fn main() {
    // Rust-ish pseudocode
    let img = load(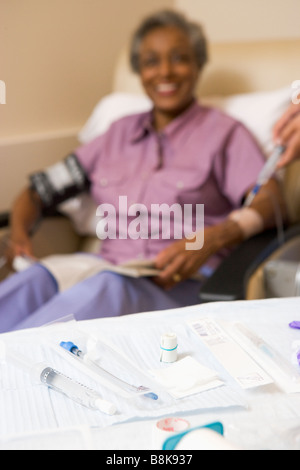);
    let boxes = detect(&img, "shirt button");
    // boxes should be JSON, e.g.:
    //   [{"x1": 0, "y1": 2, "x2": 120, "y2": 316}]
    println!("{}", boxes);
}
[
  {"x1": 176, "y1": 181, "x2": 184, "y2": 189},
  {"x1": 100, "y1": 178, "x2": 108, "y2": 187}
]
